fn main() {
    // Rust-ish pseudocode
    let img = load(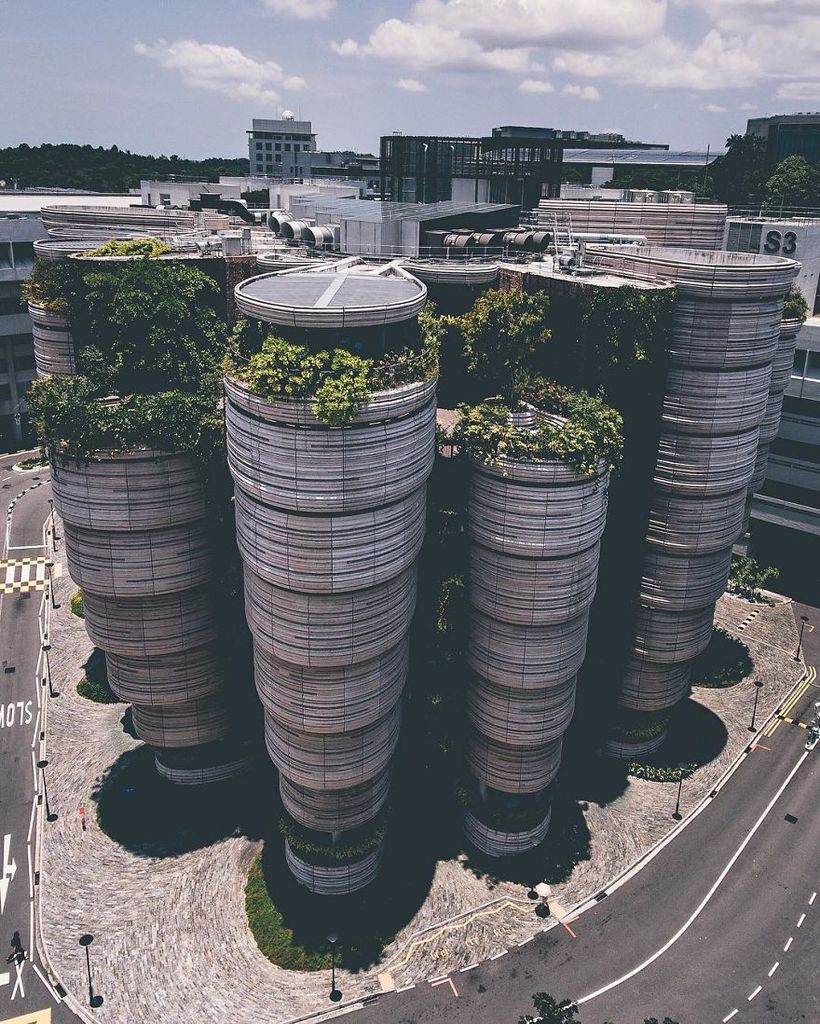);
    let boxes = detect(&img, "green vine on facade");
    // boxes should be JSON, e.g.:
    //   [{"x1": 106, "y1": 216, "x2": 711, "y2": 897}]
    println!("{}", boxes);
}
[
  {"x1": 86, "y1": 237, "x2": 172, "y2": 258},
  {"x1": 278, "y1": 813, "x2": 387, "y2": 866}
]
